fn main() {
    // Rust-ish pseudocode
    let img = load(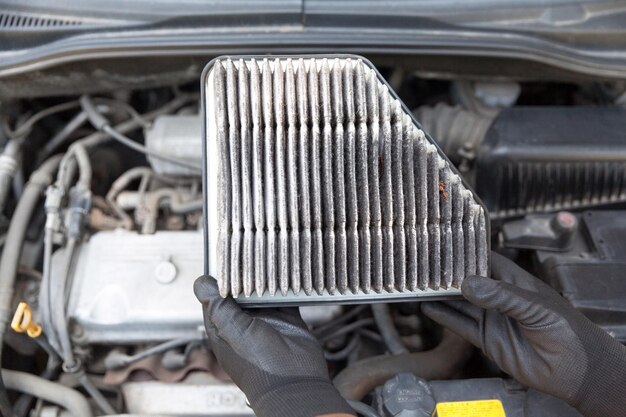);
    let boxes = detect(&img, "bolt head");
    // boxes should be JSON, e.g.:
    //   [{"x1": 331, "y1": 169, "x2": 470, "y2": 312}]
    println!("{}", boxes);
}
[{"x1": 155, "y1": 261, "x2": 177, "y2": 284}]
